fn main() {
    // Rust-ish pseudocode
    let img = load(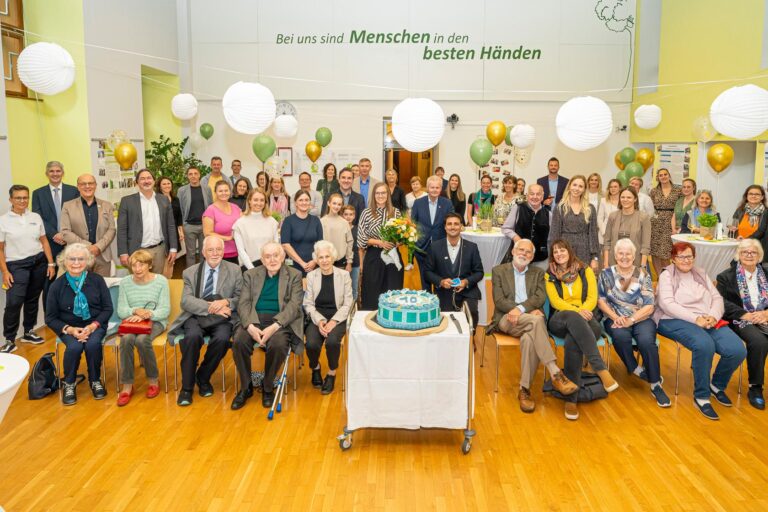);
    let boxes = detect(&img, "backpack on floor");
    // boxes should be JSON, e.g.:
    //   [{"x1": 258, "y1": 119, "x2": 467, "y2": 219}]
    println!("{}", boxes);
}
[
  {"x1": 28, "y1": 352, "x2": 59, "y2": 400},
  {"x1": 543, "y1": 372, "x2": 608, "y2": 403}
]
